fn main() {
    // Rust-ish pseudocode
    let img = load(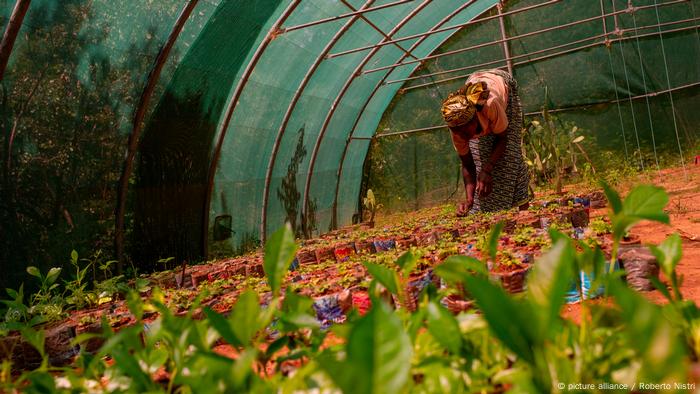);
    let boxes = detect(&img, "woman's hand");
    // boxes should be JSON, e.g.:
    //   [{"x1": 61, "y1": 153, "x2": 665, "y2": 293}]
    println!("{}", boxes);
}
[
  {"x1": 456, "y1": 199, "x2": 473, "y2": 217},
  {"x1": 476, "y1": 168, "x2": 493, "y2": 197}
]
